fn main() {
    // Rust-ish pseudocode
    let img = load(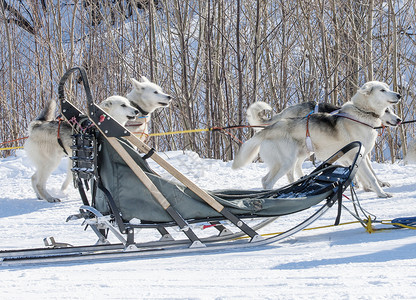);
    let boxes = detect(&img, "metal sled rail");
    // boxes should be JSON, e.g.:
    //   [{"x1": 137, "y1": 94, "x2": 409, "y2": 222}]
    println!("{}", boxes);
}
[{"x1": 0, "y1": 203, "x2": 330, "y2": 266}]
